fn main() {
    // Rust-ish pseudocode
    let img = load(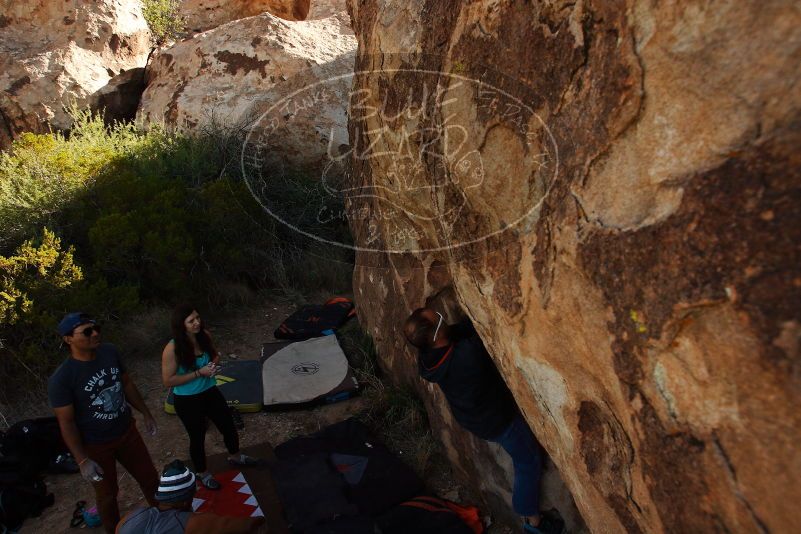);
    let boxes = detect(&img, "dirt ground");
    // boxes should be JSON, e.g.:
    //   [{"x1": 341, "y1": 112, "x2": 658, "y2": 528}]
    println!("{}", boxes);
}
[{"x1": 18, "y1": 299, "x2": 514, "y2": 533}]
